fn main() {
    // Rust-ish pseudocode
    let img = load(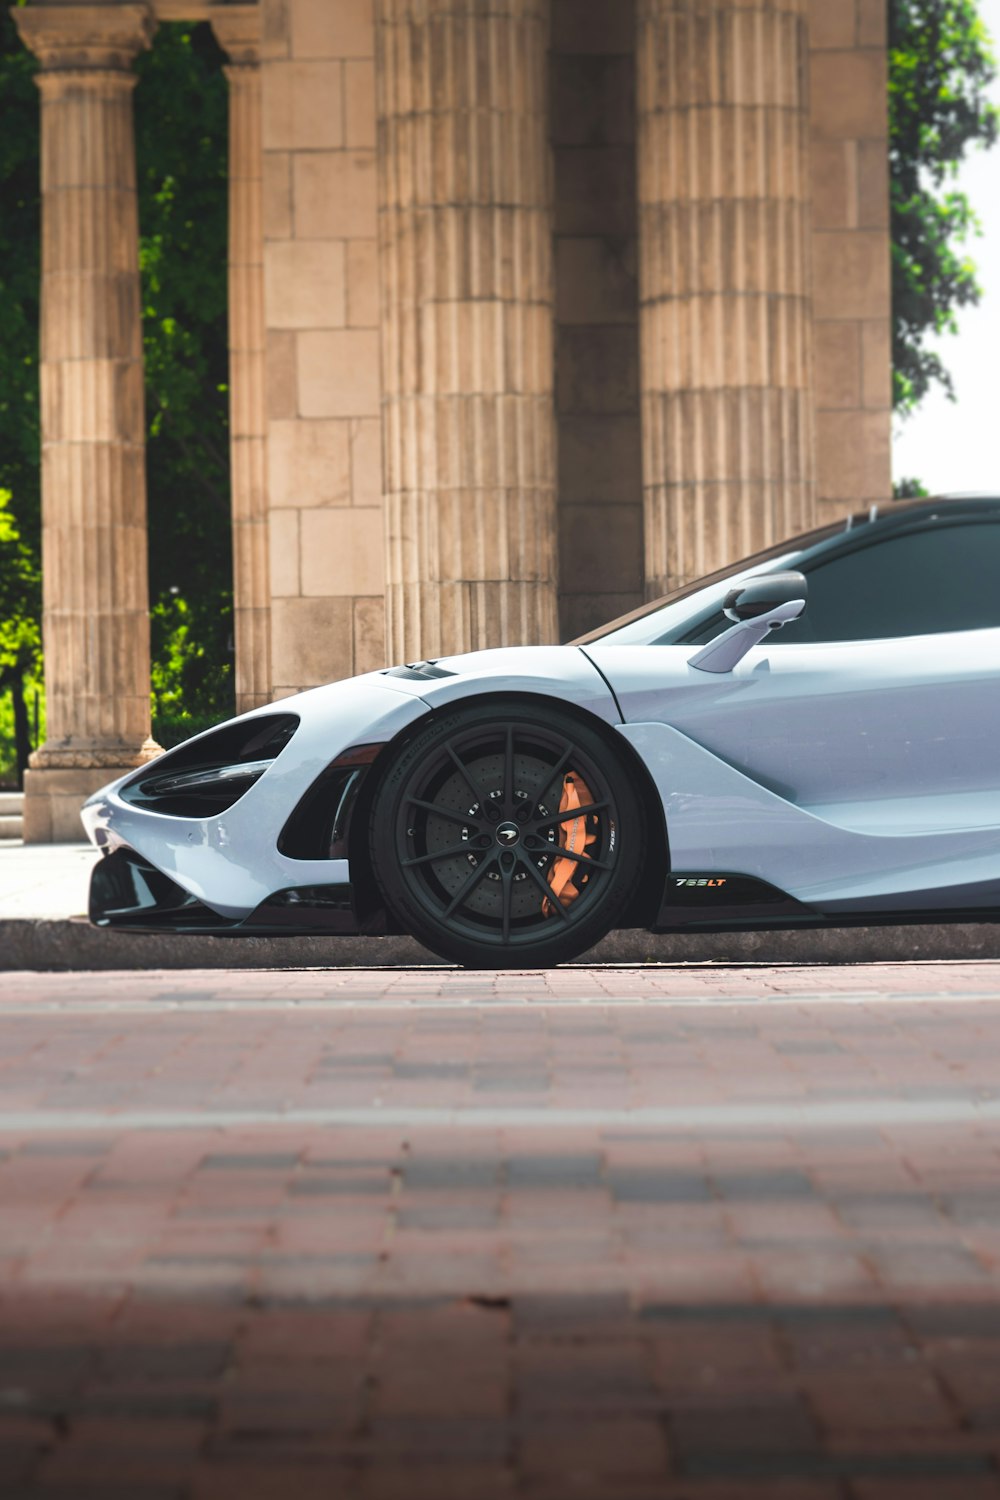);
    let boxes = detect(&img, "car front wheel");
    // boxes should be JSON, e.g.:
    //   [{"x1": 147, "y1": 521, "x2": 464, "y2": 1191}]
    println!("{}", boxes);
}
[{"x1": 368, "y1": 703, "x2": 644, "y2": 968}]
